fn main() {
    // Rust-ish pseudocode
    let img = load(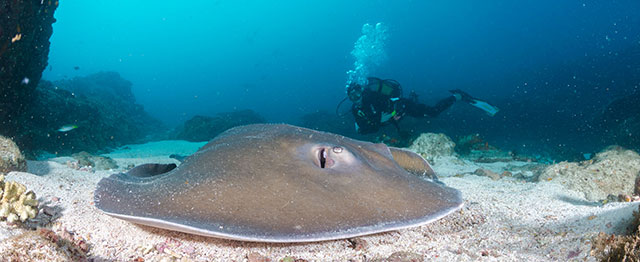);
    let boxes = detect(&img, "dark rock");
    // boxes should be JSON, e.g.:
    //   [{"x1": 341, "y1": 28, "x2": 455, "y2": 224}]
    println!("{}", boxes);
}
[
  {"x1": 173, "y1": 110, "x2": 265, "y2": 142},
  {"x1": 0, "y1": 135, "x2": 27, "y2": 173},
  {"x1": 14, "y1": 72, "x2": 164, "y2": 156},
  {"x1": 0, "y1": 0, "x2": 58, "y2": 139}
]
